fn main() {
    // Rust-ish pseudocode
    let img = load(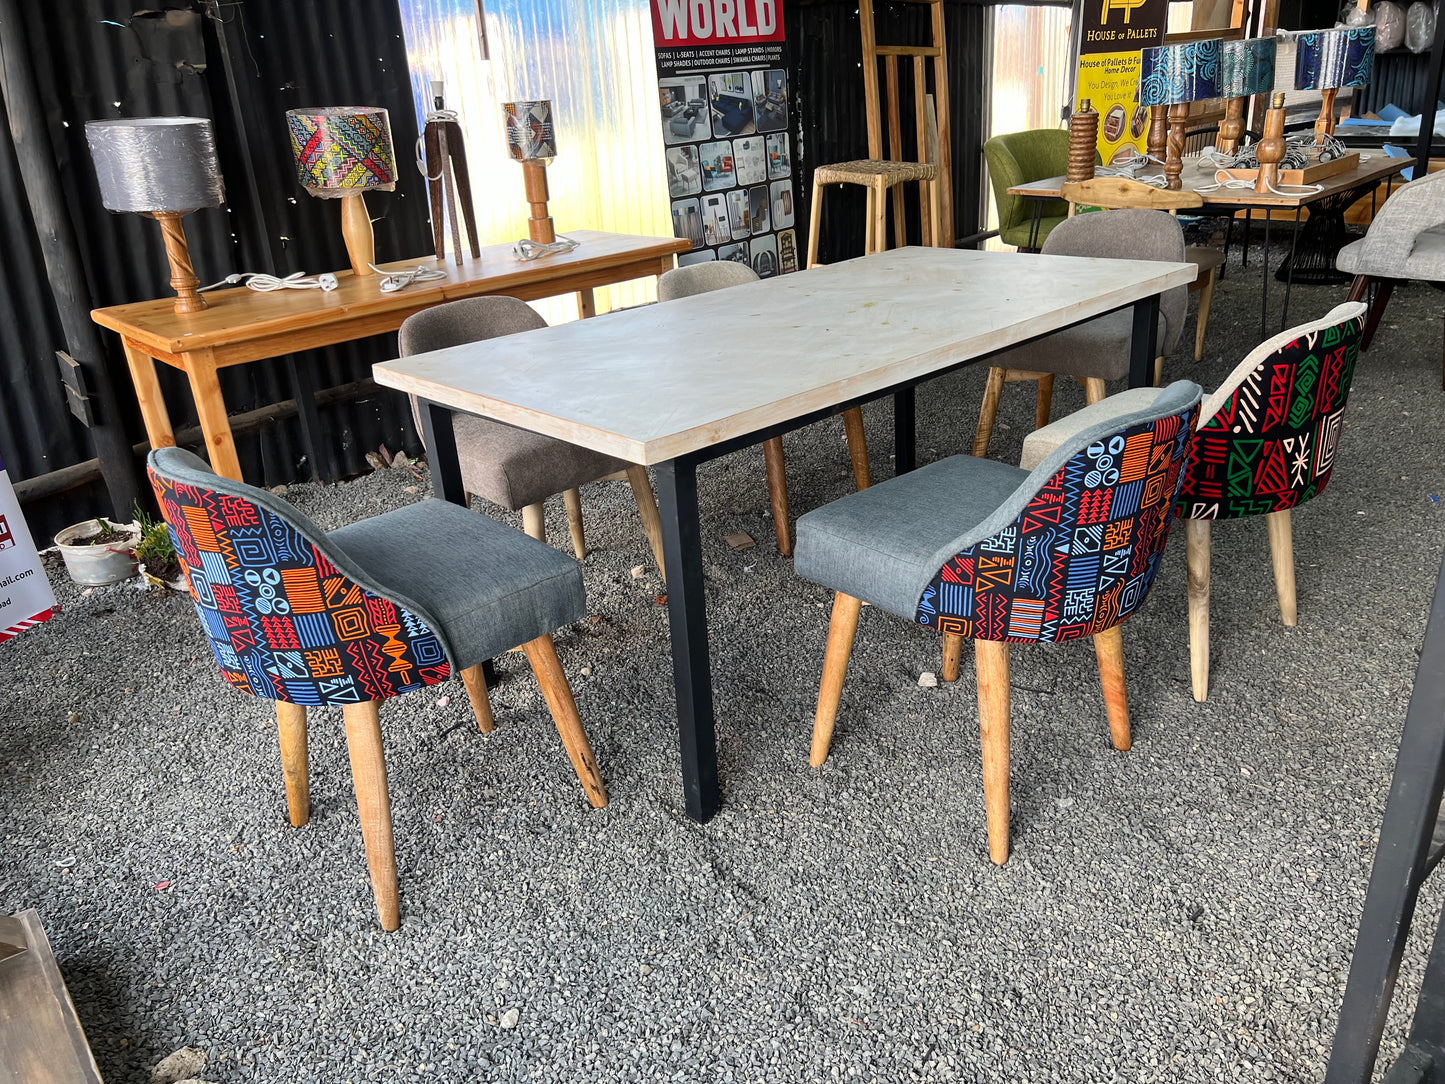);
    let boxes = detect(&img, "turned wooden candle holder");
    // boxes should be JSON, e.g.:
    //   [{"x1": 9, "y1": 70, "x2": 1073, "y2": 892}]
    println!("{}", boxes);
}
[
  {"x1": 522, "y1": 159, "x2": 556, "y2": 245},
  {"x1": 152, "y1": 211, "x2": 206, "y2": 314}
]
